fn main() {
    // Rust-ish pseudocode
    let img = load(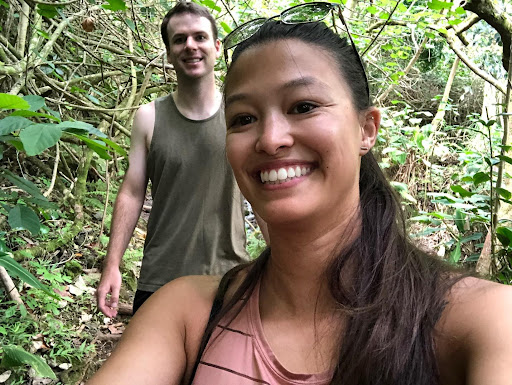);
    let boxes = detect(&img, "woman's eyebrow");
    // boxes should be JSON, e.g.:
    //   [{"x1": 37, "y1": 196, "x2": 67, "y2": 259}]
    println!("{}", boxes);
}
[
  {"x1": 281, "y1": 76, "x2": 327, "y2": 91},
  {"x1": 225, "y1": 76, "x2": 328, "y2": 107}
]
